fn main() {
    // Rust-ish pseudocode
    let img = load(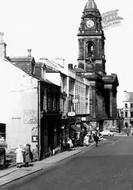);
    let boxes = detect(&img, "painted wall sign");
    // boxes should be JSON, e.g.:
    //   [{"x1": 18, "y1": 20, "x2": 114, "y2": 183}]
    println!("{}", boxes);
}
[
  {"x1": 23, "y1": 110, "x2": 37, "y2": 124},
  {"x1": 32, "y1": 127, "x2": 38, "y2": 136}
]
